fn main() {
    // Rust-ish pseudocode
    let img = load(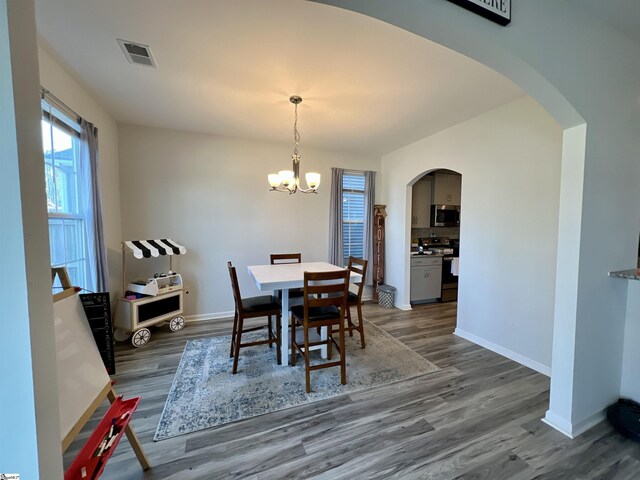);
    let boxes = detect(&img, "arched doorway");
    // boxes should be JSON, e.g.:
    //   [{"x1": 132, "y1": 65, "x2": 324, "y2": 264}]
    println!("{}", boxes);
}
[
  {"x1": 312, "y1": 0, "x2": 636, "y2": 439},
  {"x1": 409, "y1": 169, "x2": 461, "y2": 308}
]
